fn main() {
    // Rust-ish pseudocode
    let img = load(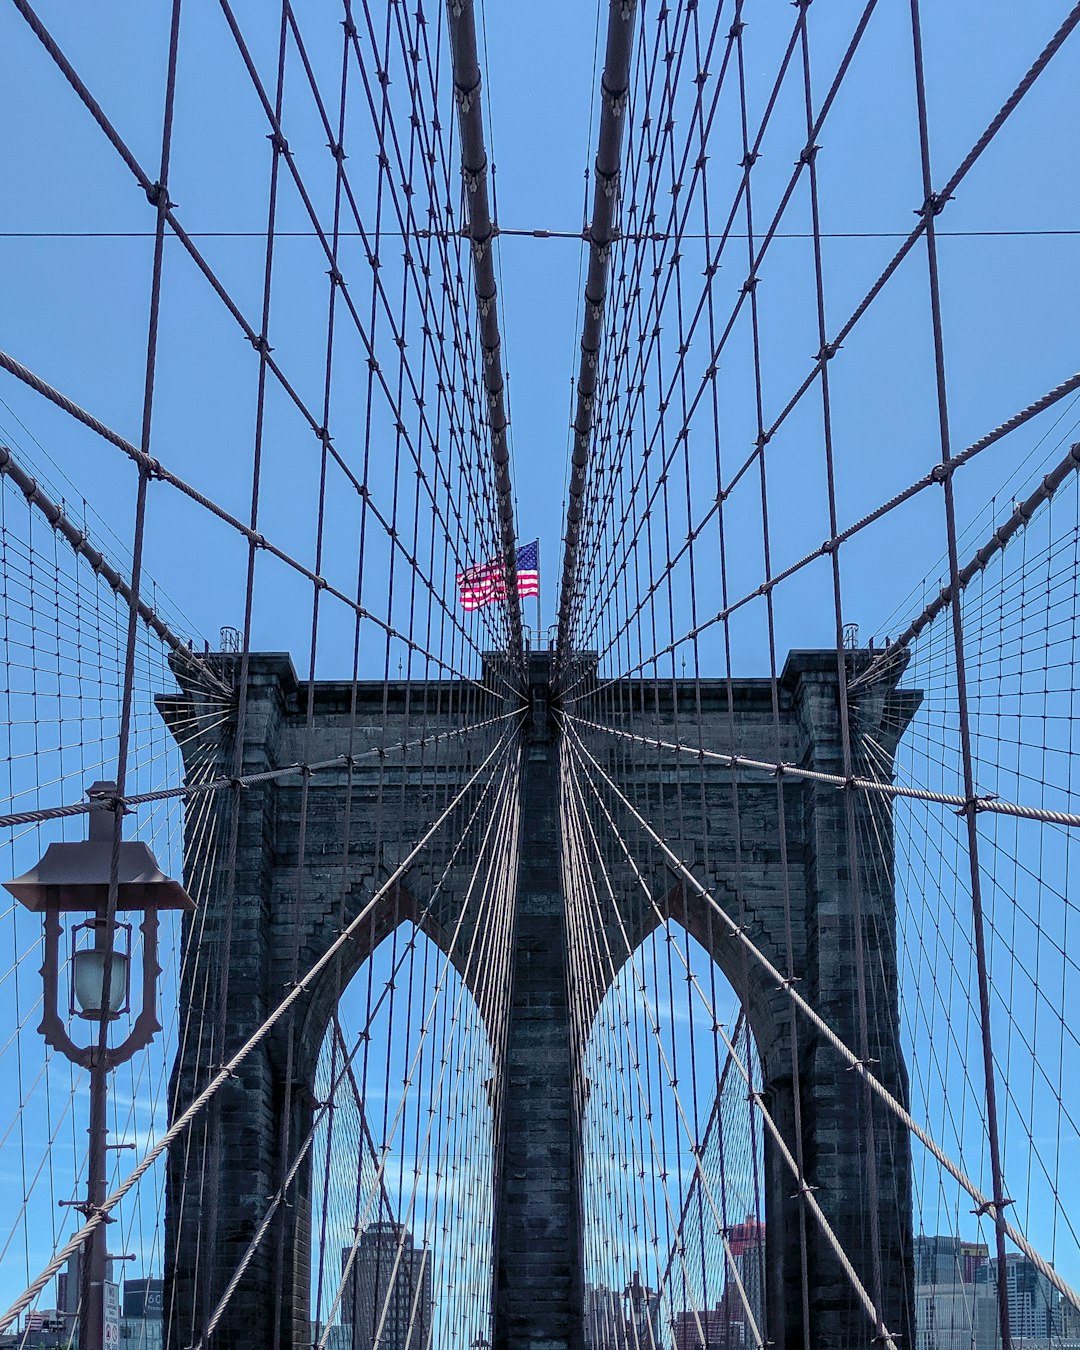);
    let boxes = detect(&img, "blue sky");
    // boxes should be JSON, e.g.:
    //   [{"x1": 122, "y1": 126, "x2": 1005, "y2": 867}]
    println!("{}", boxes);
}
[{"x1": 2, "y1": 0, "x2": 1080, "y2": 1332}]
